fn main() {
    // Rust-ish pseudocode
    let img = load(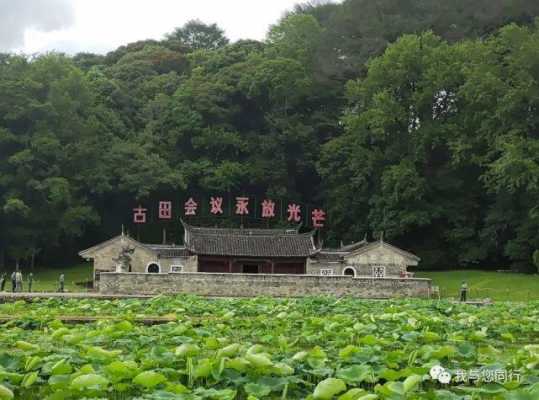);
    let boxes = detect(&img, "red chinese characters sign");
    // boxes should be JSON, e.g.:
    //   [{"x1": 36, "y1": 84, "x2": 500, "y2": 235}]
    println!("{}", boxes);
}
[{"x1": 132, "y1": 195, "x2": 327, "y2": 228}]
